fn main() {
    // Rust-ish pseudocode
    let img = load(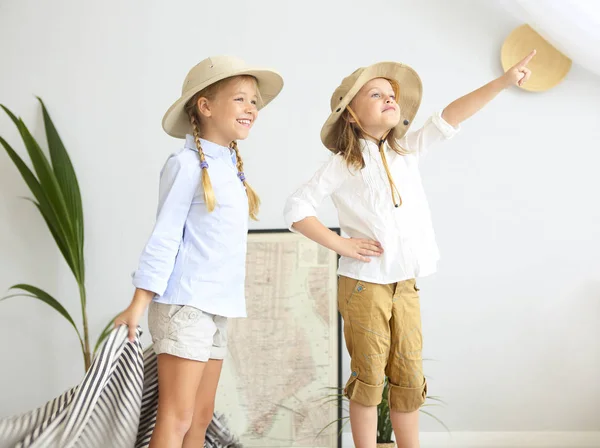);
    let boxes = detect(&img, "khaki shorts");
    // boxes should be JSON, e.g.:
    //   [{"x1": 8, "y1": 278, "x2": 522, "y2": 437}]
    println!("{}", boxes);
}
[
  {"x1": 147, "y1": 302, "x2": 228, "y2": 362},
  {"x1": 338, "y1": 276, "x2": 427, "y2": 412}
]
